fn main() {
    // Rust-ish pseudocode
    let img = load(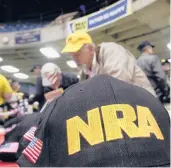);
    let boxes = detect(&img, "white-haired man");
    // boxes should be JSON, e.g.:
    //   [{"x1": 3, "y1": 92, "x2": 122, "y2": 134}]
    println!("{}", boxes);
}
[
  {"x1": 41, "y1": 62, "x2": 79, "y2": 101},
  {"x1": 61, "y1": 31, "x2": 155, "y2": 96}
]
